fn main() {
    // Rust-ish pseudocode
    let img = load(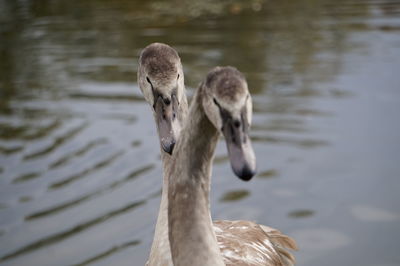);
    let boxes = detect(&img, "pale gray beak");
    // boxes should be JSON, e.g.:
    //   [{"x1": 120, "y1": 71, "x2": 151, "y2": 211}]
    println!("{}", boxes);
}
[
  {"x1": 154, "y1": 95, "x2": 180, "y2": 155},
  {"x1": 222, "y1": 118, "x2": 256, "y2": 181}
]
